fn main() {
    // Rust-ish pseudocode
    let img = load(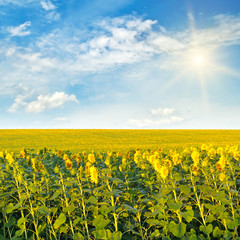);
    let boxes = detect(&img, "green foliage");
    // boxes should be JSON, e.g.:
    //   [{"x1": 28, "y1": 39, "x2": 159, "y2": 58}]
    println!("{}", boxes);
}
[{"x1": 0, "y1": 144, "x2": 240, "y2": 239}]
